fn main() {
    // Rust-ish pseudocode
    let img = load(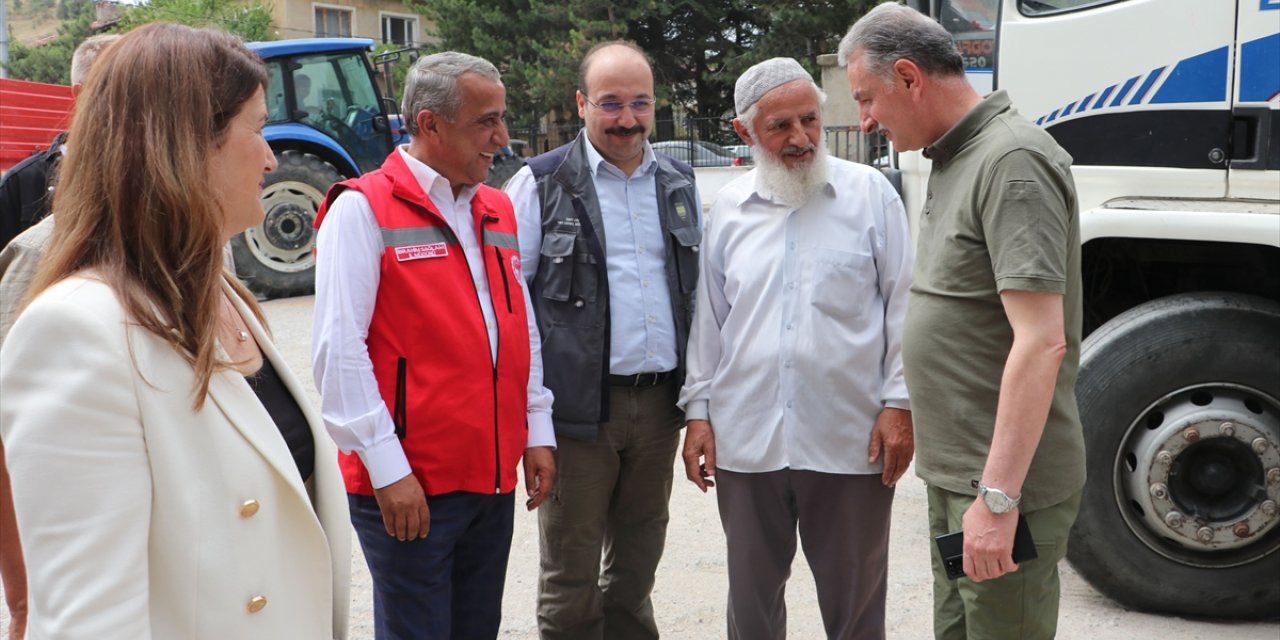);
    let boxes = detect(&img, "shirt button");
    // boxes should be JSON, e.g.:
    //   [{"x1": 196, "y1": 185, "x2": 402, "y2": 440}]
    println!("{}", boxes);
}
[
  {"x1": 787, "y1": 324, "x2": 794, "y2": 330},
  {"x1": 247, "y1": 596, "x2": 268, "y2": 613},
  {"x1": 574, "y1": 299, "x2": 585, "y2": 308},
  {"x1": 788, "y1": 282, "x2": 797, "y2": 290},
  {"x1": 785, "y1": 400, "x2": 794, "y2": 409},
  {"x1": 239, "y1": 499, "x2": 260, "y2": 518},
  {"x1": 789, "y1": 242, "x2": 796, "y2": 250},
  {"x1": 784, "y1": 360, "x2": 792, "y2": 368}
]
